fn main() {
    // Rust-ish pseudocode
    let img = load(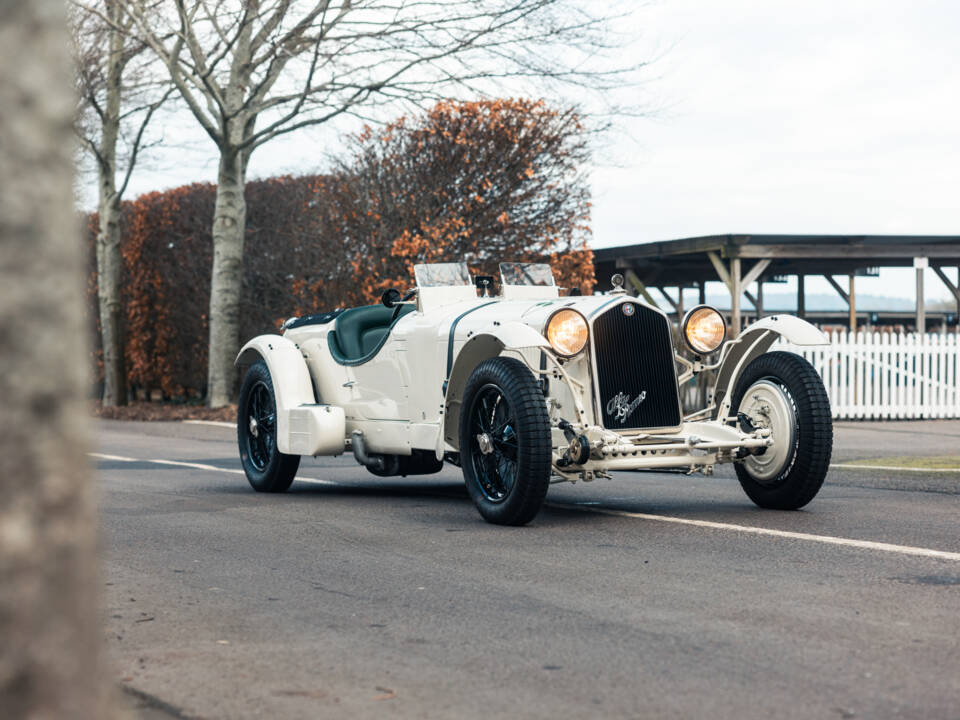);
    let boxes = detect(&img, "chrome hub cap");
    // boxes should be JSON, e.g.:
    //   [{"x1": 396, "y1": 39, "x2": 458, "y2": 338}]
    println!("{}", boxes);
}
[
  {"x1": 738, "y1": 379, "x2": 797, "y2": 483},
  {"x1": 476, "y1": 432, "x2": 494, "y2": 455}
]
